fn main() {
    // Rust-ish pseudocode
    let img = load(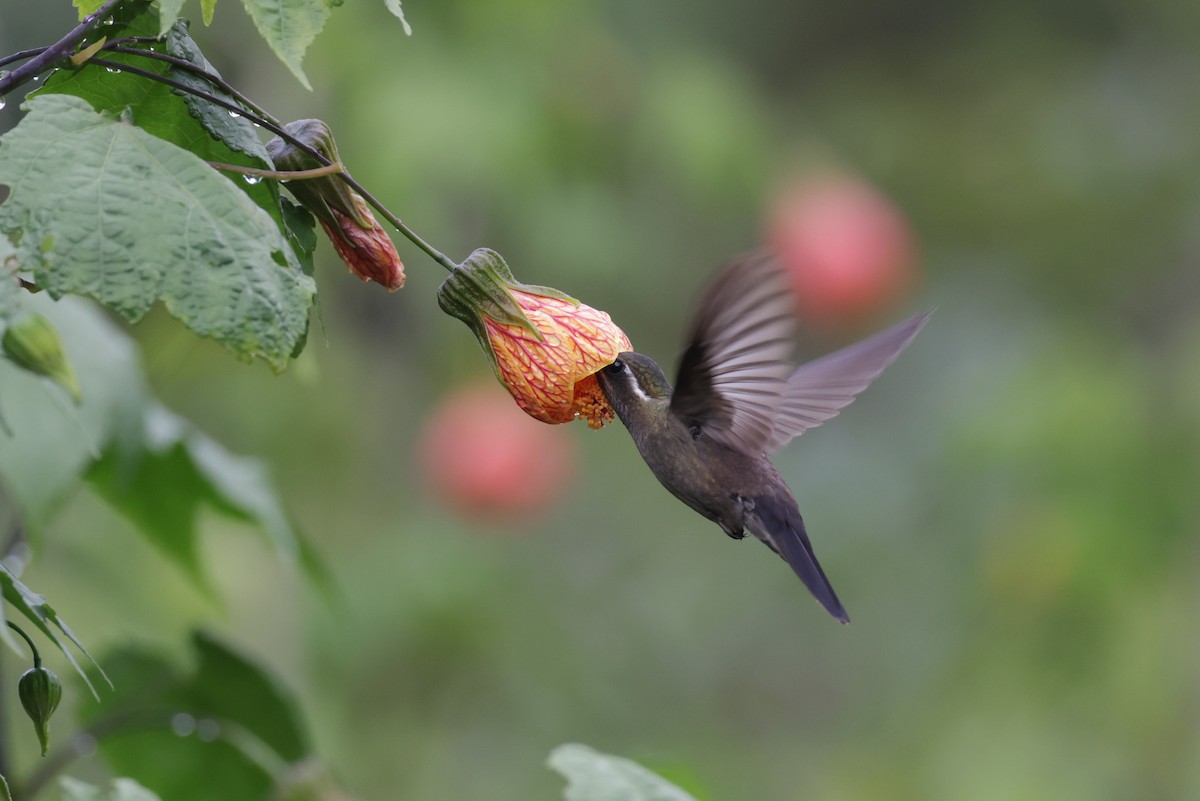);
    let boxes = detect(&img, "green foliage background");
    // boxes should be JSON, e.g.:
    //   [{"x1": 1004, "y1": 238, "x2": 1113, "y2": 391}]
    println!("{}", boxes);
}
[{"x1": 3, "y1": 0, "x2": 1200, "y2": 799}]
